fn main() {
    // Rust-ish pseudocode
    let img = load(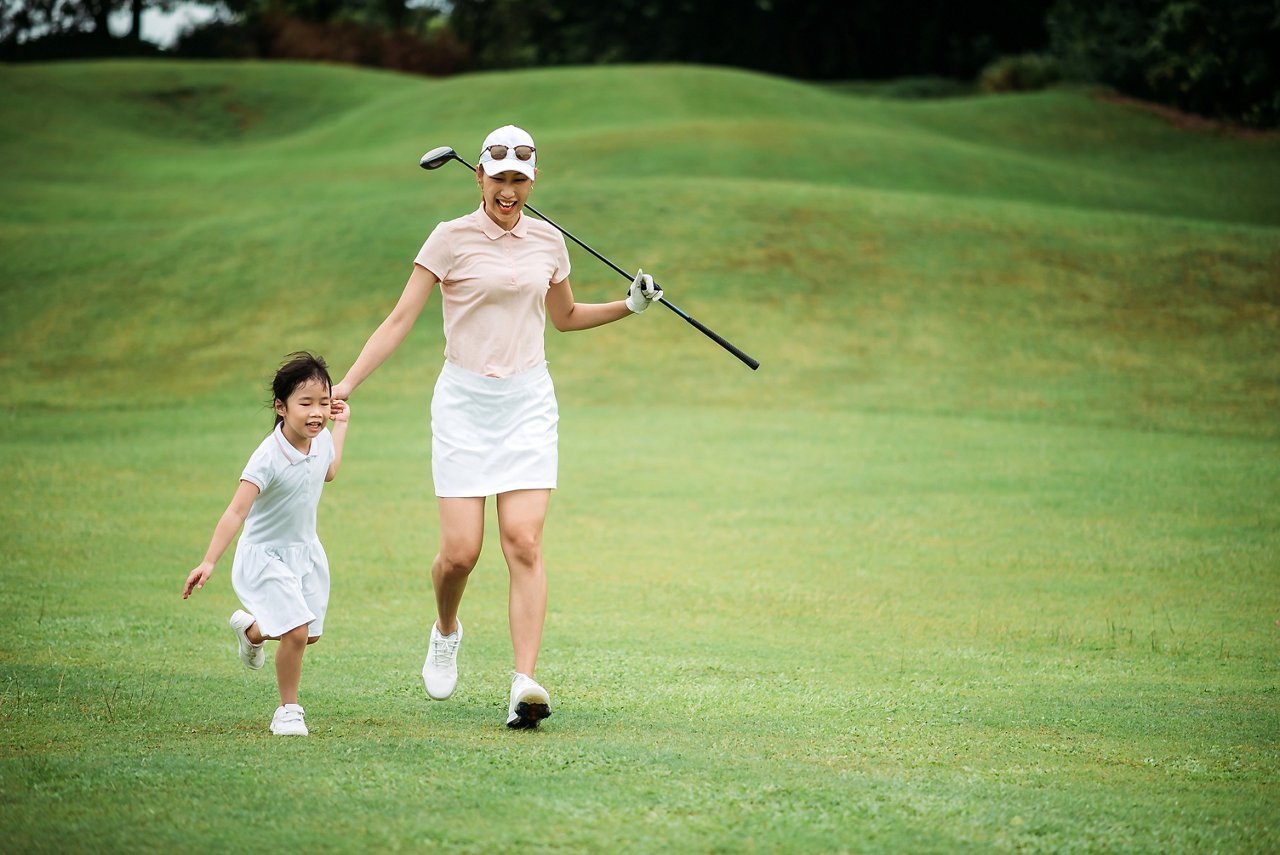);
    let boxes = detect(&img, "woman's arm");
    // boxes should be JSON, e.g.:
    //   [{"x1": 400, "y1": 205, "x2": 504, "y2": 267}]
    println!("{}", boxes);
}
[
  {"x1": 181, "y1": 480, "x2": 261, "y2": 598},
  {"x1": 545, "y1": 277, "x2": 633, "y2": 332},
  {"x1": 333, "y1": 264, "x2": 439, "y2": 399}
]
